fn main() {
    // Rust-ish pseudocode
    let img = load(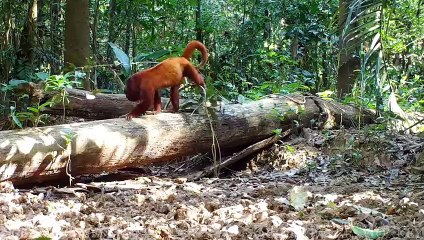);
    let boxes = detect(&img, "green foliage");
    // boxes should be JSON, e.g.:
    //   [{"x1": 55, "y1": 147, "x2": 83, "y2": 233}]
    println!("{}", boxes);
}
[
  {"x1": 61, "y1": 129, "x2": 76, "y2": 148},
  {"x1": 341, "y1": 0, "x2": 424, "y2": 116},
  {"x1": 10, "y1": 101, "x2": 52, "y2": 128},
  {"x1": 34, "y1": 236, "x2": 52, "y2": 240},
  {"x1": 350, "y1": 225, "x2": 385, "y2": 239},
  {"x1": 305, "y1": 160, "x2": 318, "y2": 172},
  {"x1": 43, "y1": 72, "x2": 78, "y2": 114},
  {"x1": 108, "y1": 42, "x2": 131, "y2": 75},
  {"x1": 285, "y1": 145, "x2": 296, "y2": 153},
  {"x1": 135, "y1": 50, "x2": 174, "y2": 62},
  {"x1": 272, "y1": 128, "x2": 283, "y2": 136},
  {"x1": 43, "y1": 72, "x2": 79, "y2": 92},
  {"x1": 0, "y1": 0, "x2": 423, "y2": 129},
  {"x1": 316, "y1": 90, "x2": 336, "y2": 101},
  {"x1": 1, "y1": 71, "x2": 79, "y2": 129}
]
